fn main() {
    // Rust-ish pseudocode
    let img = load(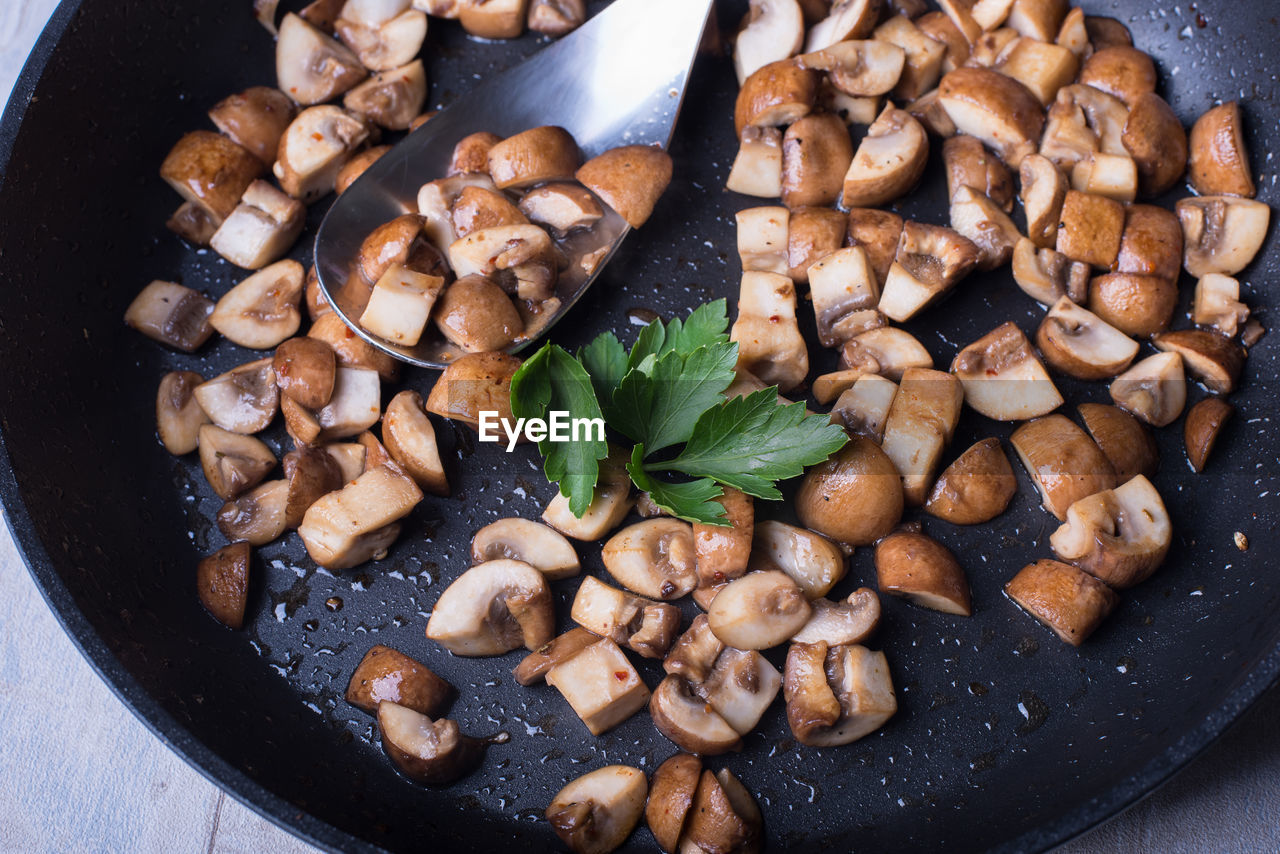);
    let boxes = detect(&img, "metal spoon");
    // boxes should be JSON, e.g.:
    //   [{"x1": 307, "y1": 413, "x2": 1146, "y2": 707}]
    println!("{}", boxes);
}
[{"x1": 313, "y1": 0, "x2": 716, "y2": 369}]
